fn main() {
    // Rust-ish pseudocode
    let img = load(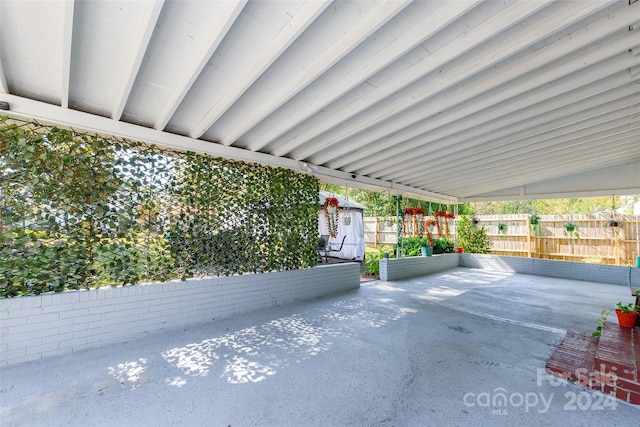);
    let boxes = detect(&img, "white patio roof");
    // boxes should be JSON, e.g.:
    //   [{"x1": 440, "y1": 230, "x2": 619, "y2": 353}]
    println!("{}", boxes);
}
[{"x1": 1, "y1": 0, "x2": 639, "y2": 203}]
